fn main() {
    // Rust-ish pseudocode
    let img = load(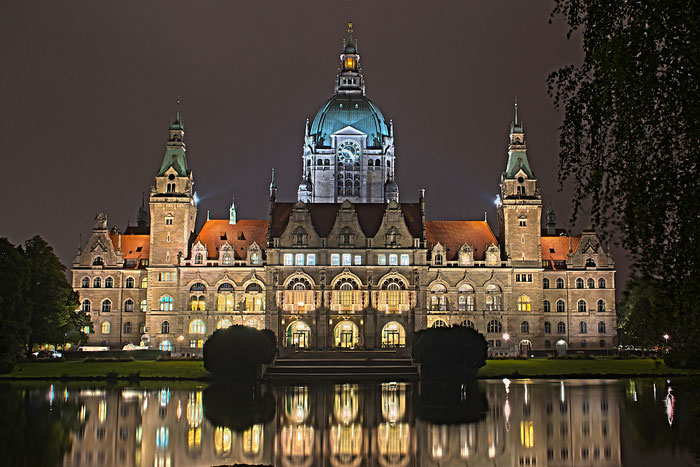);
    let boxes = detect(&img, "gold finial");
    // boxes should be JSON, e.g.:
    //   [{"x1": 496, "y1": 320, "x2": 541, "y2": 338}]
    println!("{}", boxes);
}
[{"x1": 348, "y1": 5, "x2": 353, "y2": 33}]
